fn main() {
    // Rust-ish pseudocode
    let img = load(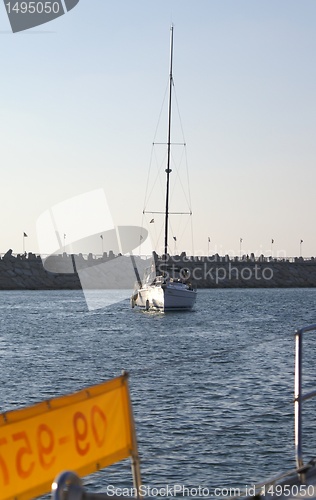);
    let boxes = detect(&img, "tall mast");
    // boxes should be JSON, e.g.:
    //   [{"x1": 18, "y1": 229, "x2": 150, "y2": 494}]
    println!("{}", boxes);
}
[{"x1": 164, "y1": 25, "x2": 174, "y2": 256}]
